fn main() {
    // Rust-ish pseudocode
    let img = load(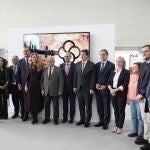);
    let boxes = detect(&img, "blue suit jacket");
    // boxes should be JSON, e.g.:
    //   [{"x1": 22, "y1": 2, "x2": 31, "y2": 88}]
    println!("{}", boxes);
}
[
  {"x1": 96, "y1": 60, "x2": 115, "y2": 86},
  {"x1": 137, "y1": 61, "x2": 150, "y2": 112},
  {"x1": 16, "y1": 58, "x2": 28, "y2": 85},
  {"x1": 137, "y1": 62, "x2": 150, "y2": 97}
]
